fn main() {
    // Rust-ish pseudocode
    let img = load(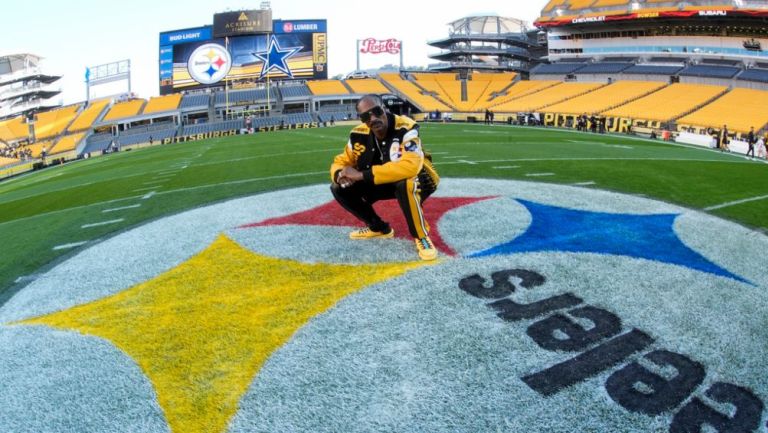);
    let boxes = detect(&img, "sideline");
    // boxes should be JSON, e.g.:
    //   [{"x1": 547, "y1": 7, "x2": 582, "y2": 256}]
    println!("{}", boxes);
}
[{"x1": 454, "y1": 123, "x2": 754, "y2": 160}]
